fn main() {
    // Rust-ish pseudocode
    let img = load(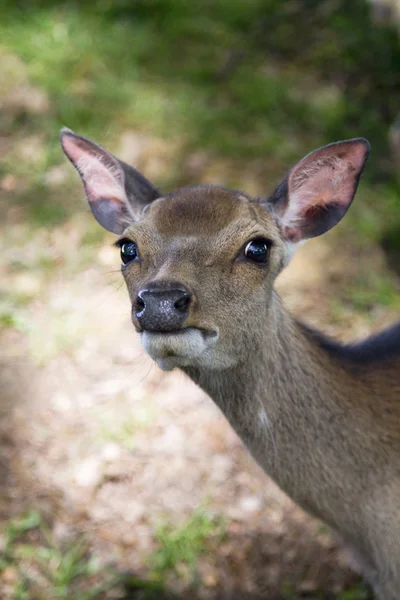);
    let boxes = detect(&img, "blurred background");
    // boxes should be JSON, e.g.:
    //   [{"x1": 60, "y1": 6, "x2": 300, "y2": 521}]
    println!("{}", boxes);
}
[{"x1": 1, "y1": 1, "x2": 400, "y2": 598}]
